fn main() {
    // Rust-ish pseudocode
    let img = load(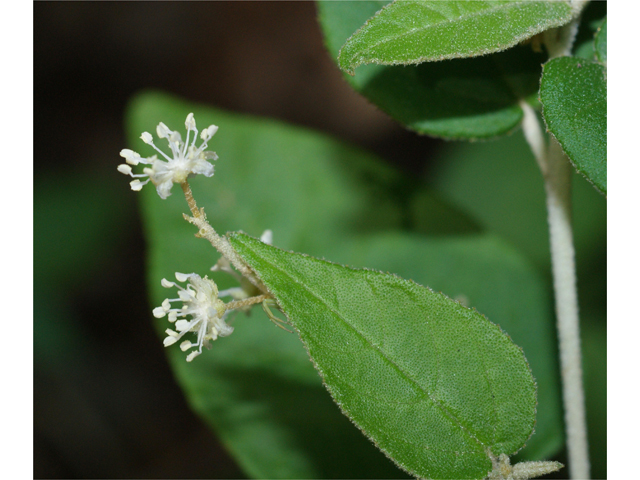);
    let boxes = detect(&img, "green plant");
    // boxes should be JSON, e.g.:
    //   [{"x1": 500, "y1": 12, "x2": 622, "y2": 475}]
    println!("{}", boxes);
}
[{"x1": 119, "y1": 1, "x2": 605, "y2": 479}]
